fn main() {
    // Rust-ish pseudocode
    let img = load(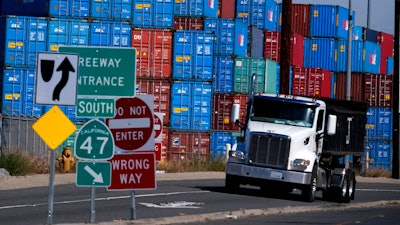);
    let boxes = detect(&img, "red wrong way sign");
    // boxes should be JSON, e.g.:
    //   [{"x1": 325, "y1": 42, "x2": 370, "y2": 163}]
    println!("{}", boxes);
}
[
  {"x1": 108, "y1": 152, "x2": 156, "y2": 190},
  {"x1": 106, "y1": 95, "x2": 154, "y2": 152}
]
